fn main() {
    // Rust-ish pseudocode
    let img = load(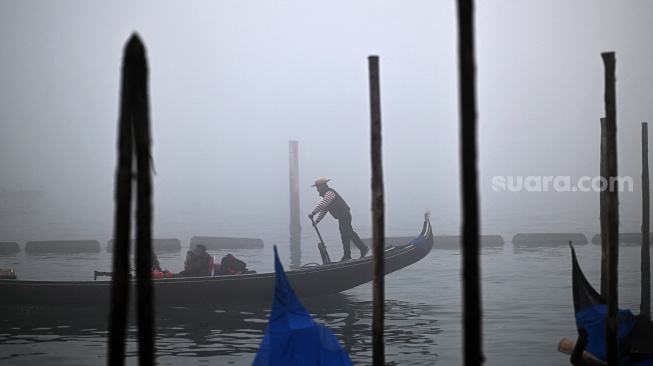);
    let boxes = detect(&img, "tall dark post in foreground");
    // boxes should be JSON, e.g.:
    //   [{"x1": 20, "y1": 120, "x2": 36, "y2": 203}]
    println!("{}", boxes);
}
[
  {"x1": 368, "y1": 55, "x2": 385, "y2": 366},
  {"x1": 457, "y1": 0, "x2": 483, "y2": 365},
  {"x1": 132, "y1": 36, "x2": 155, "y2": 366},
  {"x1": 600, "y1": 118, "x2": 608, "y2": 298},
  {"x1": 109, "y1": 34, "x2": 154, "y2": 366},
  {"x1": 110, "y1": 36, "x2": 135, "y2": 366},
  {"x1": 642, "y1": 122, "x2": 651, "y2": 319},
  {"x1": 601, "y1": 51, "x2": 619, "y2": 366},
  {"x1": 289, "y1": 140, "x2": 302, "y2": 268}
]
